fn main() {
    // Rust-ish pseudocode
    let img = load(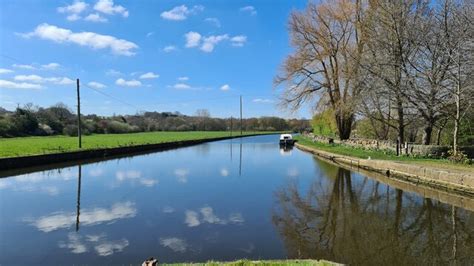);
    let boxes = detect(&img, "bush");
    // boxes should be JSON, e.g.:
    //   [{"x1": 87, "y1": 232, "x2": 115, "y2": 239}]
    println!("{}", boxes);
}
[{"x1": 63, "y1": 125, "x2": 78, "y2": 136}]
